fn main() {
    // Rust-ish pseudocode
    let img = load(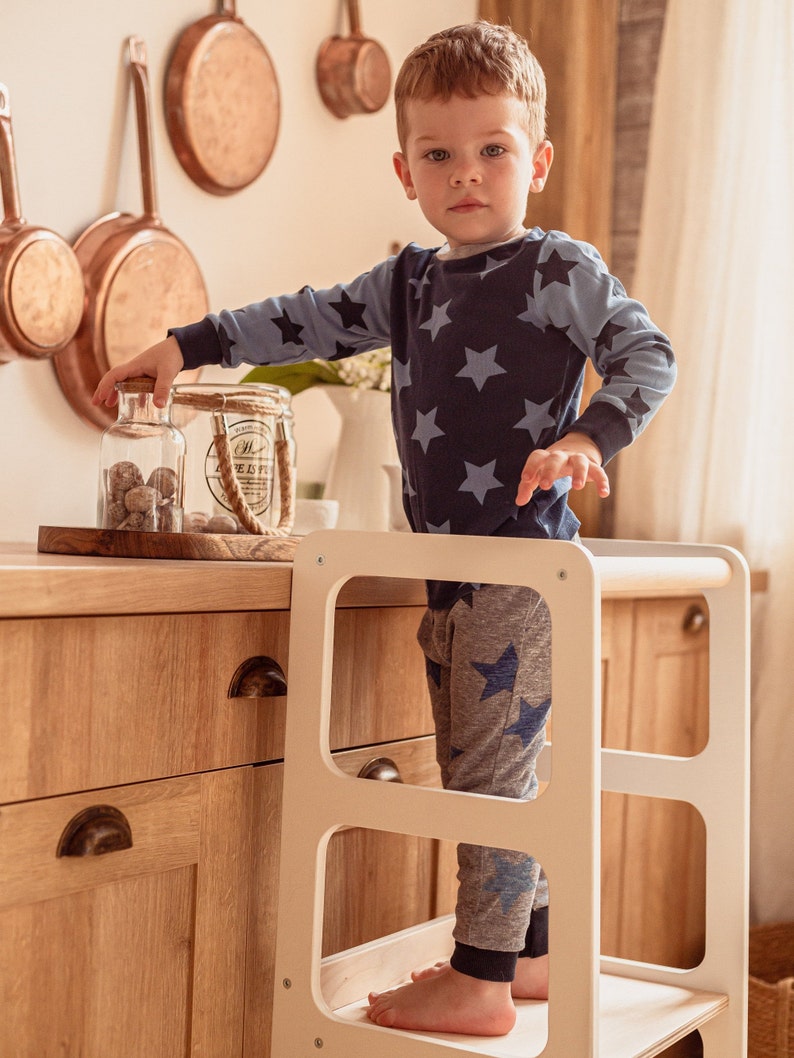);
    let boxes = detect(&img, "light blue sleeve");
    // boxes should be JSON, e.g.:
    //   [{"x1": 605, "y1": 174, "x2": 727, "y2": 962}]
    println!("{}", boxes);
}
[{"x1": 209, "y1": 257, "x2": 394, "y2": 370}]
